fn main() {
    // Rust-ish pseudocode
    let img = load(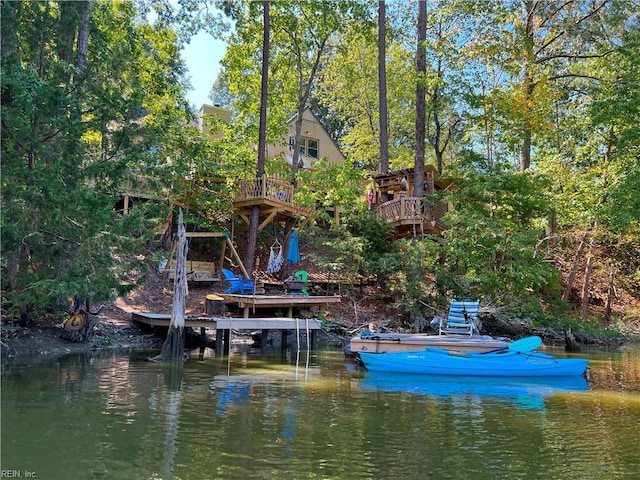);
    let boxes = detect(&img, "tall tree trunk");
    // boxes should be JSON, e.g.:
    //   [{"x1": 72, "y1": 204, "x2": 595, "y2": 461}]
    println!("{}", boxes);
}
[
  {"x1": 1, "y1": 0, "x2": 19, "y2": 60},
  {"x1": 520, "y1": 124, "x2": 532, "y2": 171},
  {"x1": 288, "y1": 7, "x2": 327, "y2": 178},
  {"x1": 481, "y1": 83, "x2": 494, "y2": 168},
  {"x1": 548, "y1": 210, "x2": 557, "y2": 248},
  {"x1": 580, "y1": 246, "x2": 594, "y2": 318},
  {"x1": 245, "y1": 204, "x2": 260, "y2": 277},
  {"x1": 435, "y1": 149, "x2": 444, "y2": 175},
  {"x1": 414, "y1": 0, "x2": 427, "y2": 198},
  {"x1": 519, "y1": 0, "x2": 536, "y2": 171},
  {"x1": 256, "y1": 0, "x2": 269, "y2": 173},
  {"x1": 603, "y1": 270, "x2": 615, "y2": 326},
  {"x1": 291, "y1": 107, "x2": 304, "y2": 176},
  {"x1": 75, "y1": 0, "x2": 93, "y2": 77},
  {"x1": 57, "y1": 1, "x2": 77, "y2": 67},
  {"x1": 153, "y1": 208, "x2": 187, "y2": 362},
  {"x1": 378, "y1": 0, "x2": 388, "y2": 174},
  {"x1": 562, "y1": 231, "x2": 589, "y2": 301},
  {"x1": 290, "y1": 40, "x2": 325, "y2": 177},
  {"x1": 244, "y1": 0, "x2": 270, "y2": 274}
]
